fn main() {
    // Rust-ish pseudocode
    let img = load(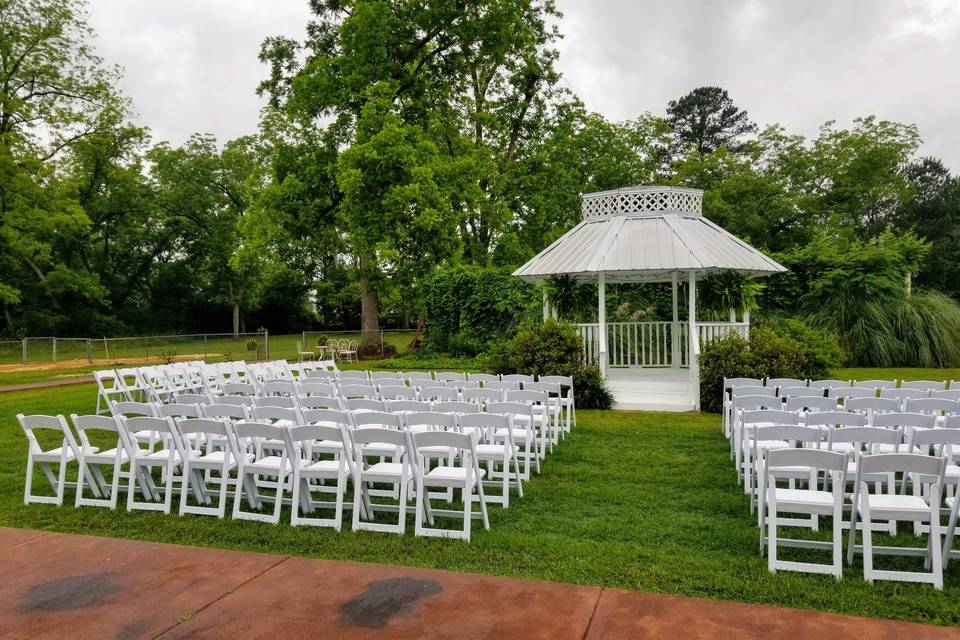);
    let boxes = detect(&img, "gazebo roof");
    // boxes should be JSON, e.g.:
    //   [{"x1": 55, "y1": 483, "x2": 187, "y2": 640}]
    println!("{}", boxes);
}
[{"x1": 512, "y1": 186, "x2": 787, "y2": 284}]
